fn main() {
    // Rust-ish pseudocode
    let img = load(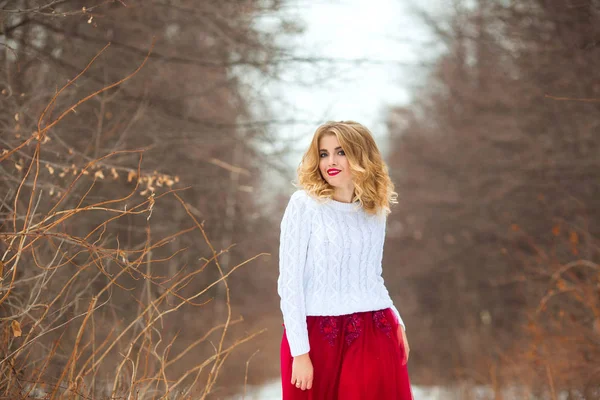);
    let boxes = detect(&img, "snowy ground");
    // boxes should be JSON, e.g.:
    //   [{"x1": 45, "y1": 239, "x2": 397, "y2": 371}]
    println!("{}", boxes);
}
[
  {"x1": 229, "y1": 380, "x2": 458, "y2": 400},
  {"x1": 230, "y1": 381, "x2": 574, "y2": 400}
]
